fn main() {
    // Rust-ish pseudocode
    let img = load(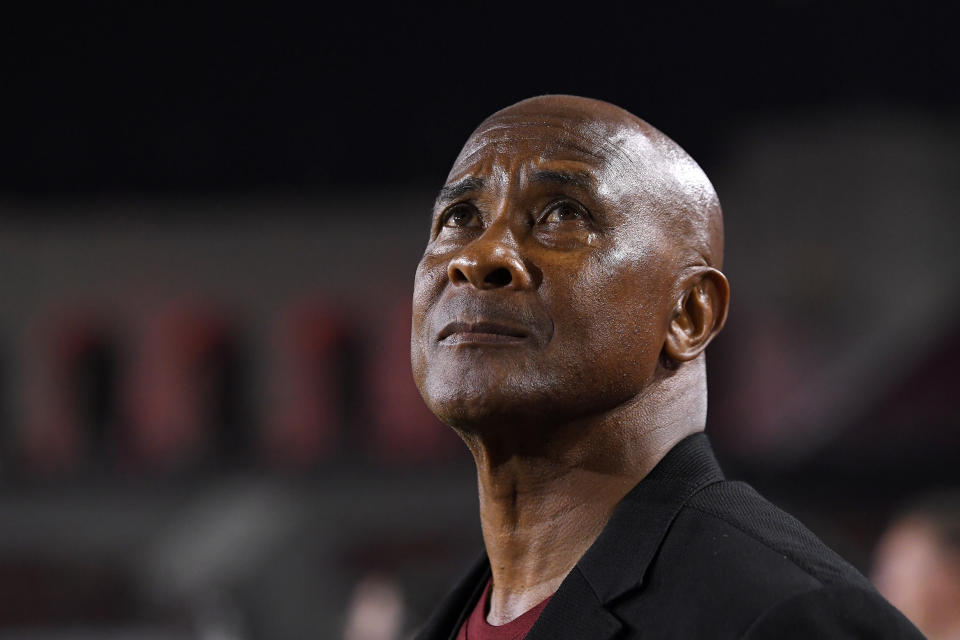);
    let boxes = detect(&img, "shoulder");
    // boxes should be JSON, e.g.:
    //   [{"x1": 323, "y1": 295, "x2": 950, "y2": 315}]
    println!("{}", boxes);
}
[
  {"x1": 678, "y1": 479, "x2": 871, "y2": 589},
  {"x1": 738, "y1": 583, "x2": 925, "y2": 639},
  {"x1": 612, "y1": 479, "x2": 923, "y2": 638}
]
